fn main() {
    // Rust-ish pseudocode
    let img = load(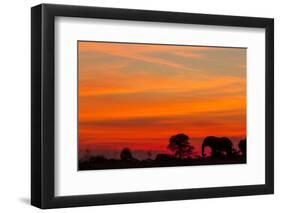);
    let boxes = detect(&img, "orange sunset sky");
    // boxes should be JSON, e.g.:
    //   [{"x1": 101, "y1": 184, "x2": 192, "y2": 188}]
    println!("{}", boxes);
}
[{"x1": 78, "y1": 41, "x2": 246, "y2": 159}]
